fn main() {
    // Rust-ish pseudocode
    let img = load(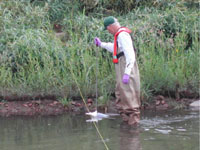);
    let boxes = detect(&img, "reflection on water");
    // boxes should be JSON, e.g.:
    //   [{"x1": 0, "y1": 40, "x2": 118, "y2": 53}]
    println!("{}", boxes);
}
[
  {"x1": 119, "y1": 124, "x2": 142, "y2": 150},
  {"x1": 0, "y1": 109, "x2": 199, "y2": 150}
]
